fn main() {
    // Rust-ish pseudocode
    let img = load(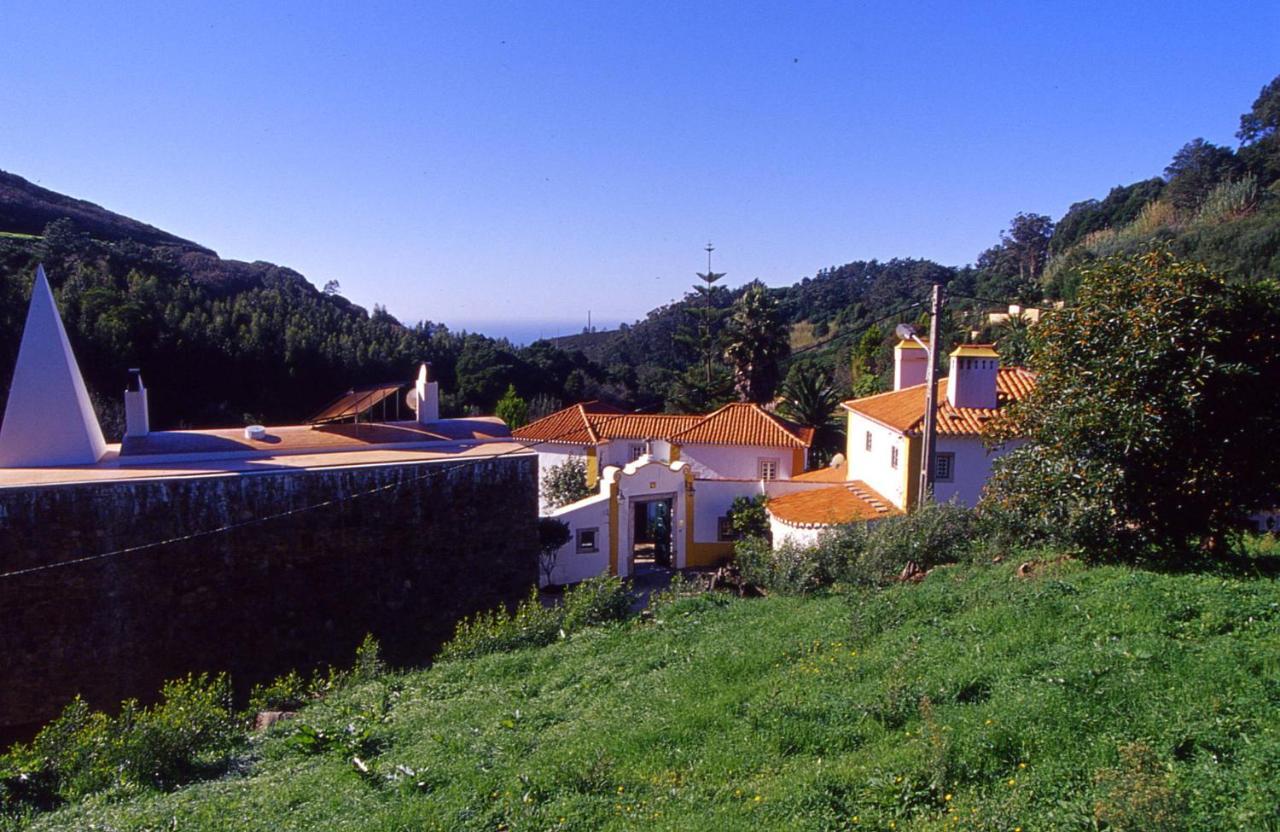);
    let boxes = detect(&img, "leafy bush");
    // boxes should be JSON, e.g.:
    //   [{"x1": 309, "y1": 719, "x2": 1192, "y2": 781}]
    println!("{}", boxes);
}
[
  {"x1": 857, "y1": 501, "x2": 978, "y2": 584},
  {"x1": 561, "y1": 575, "x2": 632, "y2": 631},
  {"x1": 984, "y1": 247, "x2": 1280, "y2": 560},
  {"x1": 727, "y1": 495, "x2": 769, "y2": 540},
  {"x1": 1, "y1": 674, "x2": 241, "y2": 814},
  {"x1": 736, "y1": 503, "x2": 977, "y2": 594},
  {"x1": 351, "y1": 633, "x2": 386, "y2": 682},
  {"x1": 440, "y1": 577, "x2": 635, "y2": 661},
  {"x1": 541, "y1": 457, "x2": 592, "y2": 509},
  {"x1": 735, "y1": 535, "x2": 825, "y2": 595},
  {"x1": 248, "y1": 669, "x2": 313, "y2": 713},
  {"x1": 438, "y1": 587, "x2": 563, "y2": 661}
]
